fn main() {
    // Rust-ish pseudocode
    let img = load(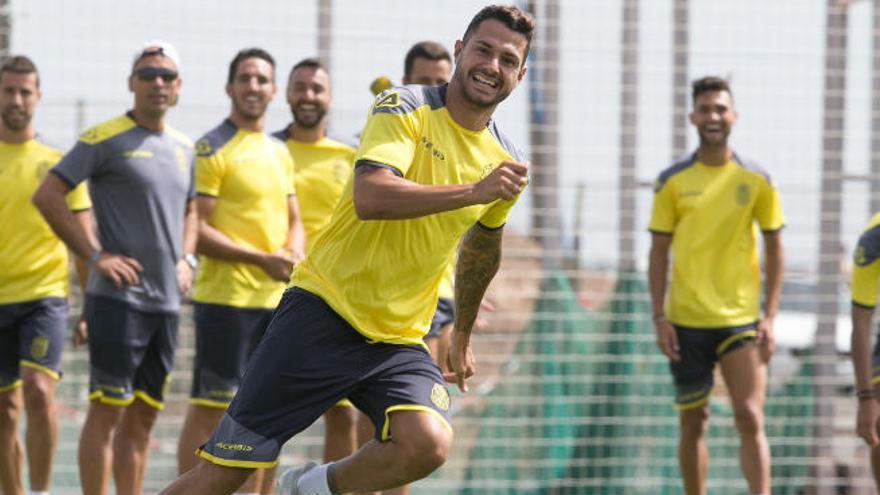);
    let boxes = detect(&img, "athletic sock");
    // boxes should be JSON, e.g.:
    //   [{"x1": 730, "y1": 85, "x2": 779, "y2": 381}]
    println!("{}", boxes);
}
[
  {"x1": 297, "y1": 463, "x2": 332, "y2": 495},
  {"x1": 30, "y1": 491, "x2": 50, "y2": 495}
]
